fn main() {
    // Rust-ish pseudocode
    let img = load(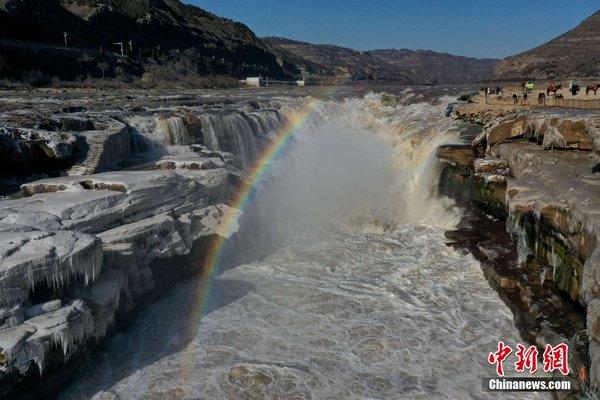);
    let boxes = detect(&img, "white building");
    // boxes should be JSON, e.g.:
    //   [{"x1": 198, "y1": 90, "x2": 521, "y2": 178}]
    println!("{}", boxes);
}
[{"x1": 243, "y1": 77, "x2": 262, "y2": 87}]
